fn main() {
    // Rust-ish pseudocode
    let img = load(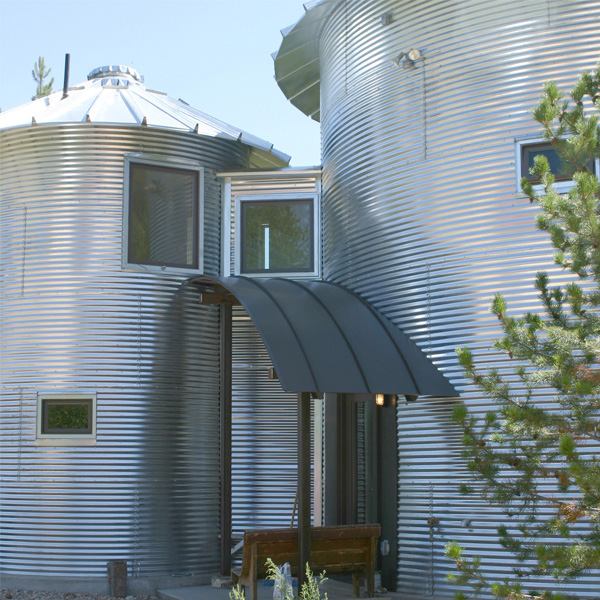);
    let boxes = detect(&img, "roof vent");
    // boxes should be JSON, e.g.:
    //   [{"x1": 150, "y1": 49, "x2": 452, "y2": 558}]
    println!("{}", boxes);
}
[{"x1": 87, "y1": 65, "x2": 143, "y2": 83}]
